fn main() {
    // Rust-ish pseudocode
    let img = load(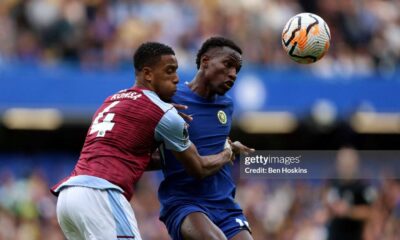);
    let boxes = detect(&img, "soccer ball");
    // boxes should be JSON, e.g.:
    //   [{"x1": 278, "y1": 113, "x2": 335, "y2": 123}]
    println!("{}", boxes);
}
[{"x1": 282, "y1": 13, "x2": 331, "y2": 64}]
